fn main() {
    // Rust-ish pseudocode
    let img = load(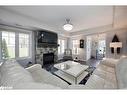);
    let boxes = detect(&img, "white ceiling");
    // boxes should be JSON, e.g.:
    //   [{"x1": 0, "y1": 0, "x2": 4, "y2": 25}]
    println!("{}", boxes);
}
[{"x1": 1, "y1": 6, "x2": 114, "y2": 33}]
